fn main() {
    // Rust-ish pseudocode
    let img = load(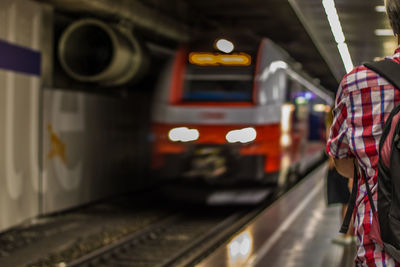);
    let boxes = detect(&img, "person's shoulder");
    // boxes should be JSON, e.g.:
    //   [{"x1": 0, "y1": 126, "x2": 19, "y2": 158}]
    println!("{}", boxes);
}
[{"x1": 339, "y1": 65, "x2": 384, "y2": 94}]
